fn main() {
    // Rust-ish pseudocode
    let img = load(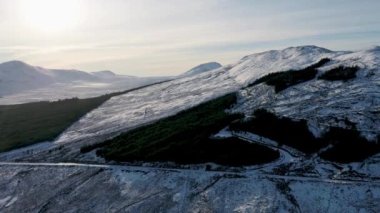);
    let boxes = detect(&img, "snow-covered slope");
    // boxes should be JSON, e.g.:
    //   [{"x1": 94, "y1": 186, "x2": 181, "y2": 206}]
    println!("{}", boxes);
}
[
  {"x1": 54, "y1": 45, "x2": 363, "y2": 146},
  {"x1": 232, "y1": 46, "x2": 380, "y2": 141},
  {"x1": 229, "y1": 45, "x2": 347, "y2": 85},
  {"x1": 182, "y1": 62, "x2": 222, "y2": 76},
  {"x1": 55, "y1": 66, "x2": 239, "y2": 144},
  {"x1": 2, "y1": 163, "x2": 380, "y2": 212}
]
